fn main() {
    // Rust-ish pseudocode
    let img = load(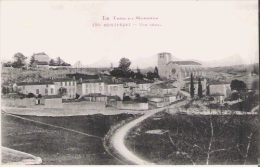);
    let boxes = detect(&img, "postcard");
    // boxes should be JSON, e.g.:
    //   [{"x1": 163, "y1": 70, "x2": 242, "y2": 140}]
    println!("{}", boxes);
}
[{"x1": 1, "y1": 0, "x2": 259, "y2": 166}]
